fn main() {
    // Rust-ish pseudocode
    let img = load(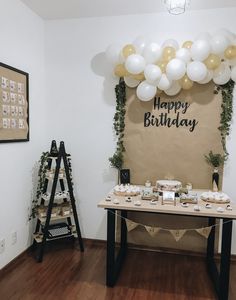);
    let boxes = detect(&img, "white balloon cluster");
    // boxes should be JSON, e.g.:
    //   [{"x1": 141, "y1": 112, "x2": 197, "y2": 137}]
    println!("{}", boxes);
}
[{"x1": 106, "y1": 29, "x2": 236, "y2": 101}]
